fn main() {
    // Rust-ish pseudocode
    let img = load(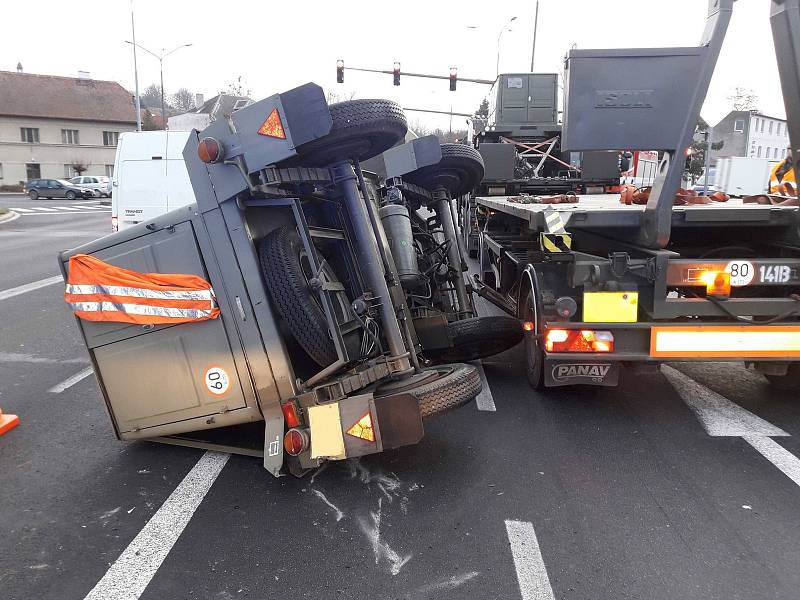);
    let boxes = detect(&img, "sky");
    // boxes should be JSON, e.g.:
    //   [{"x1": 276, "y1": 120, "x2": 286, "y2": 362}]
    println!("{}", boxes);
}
[{"x1": 0, "y1": 0, "x2": 783, "y2": 132}]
